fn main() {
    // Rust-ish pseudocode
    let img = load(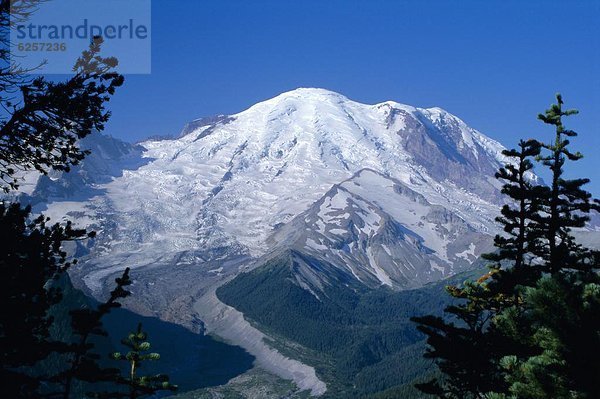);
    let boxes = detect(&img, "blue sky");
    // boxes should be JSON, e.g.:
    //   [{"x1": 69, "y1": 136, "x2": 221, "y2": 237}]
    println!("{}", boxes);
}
[{"x1": 103, "y1": 0, "x2": 600, "y2": 195}]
